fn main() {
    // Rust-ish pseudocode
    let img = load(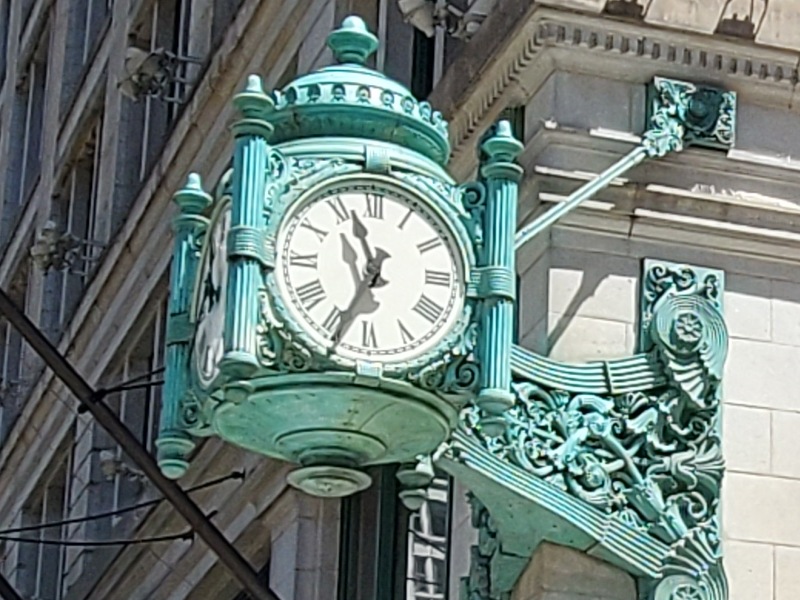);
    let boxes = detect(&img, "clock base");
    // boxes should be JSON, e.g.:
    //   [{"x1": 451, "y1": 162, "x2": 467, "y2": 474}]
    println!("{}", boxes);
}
[{"x1": 286, "y1": 465, "x2": 372, "y2": 498}]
